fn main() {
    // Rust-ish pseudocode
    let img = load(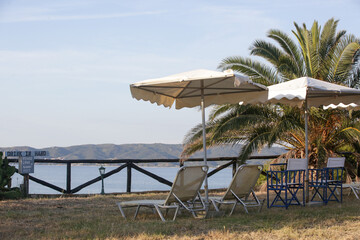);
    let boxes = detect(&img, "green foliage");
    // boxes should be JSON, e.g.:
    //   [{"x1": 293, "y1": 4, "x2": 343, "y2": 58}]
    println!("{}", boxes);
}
[
  {"x1": 0, "y1": 152, "x2": 21, "y2": 200},
  {"x1": 0, "y1": 189, "x2": 22, "y2": 200},
  {"x1": 0, "y1": 152, "x2": 16, "y2": 190}
]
